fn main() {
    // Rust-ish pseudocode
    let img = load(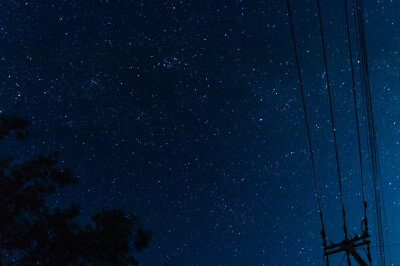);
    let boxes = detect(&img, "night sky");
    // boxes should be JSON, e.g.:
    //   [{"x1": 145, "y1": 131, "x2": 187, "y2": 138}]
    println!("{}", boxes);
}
[{"x1": 1, "y1": 0, "x2": 400, "y2": 265}]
